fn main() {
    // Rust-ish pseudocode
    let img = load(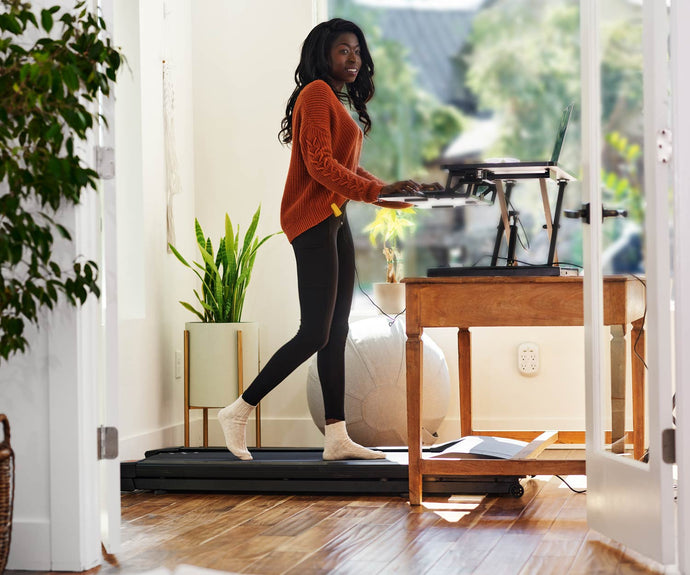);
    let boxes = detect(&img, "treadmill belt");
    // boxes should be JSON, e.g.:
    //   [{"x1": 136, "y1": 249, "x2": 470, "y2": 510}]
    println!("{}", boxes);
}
[{"x1": 121, "y1": 446, "x2": 525, "y2": 497}]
